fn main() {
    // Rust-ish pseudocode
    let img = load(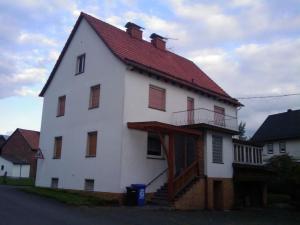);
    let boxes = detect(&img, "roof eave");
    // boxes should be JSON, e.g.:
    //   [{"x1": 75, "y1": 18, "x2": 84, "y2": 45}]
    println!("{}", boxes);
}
[{"x1": 124, "y1": 58, "x2": 243, "y2": 107}]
